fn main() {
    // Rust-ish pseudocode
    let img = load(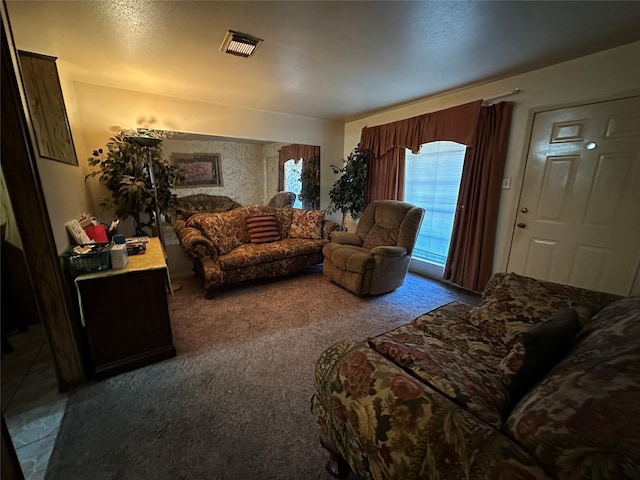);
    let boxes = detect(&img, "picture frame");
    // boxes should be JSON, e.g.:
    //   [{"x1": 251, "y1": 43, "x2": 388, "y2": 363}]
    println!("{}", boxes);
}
[{"x1": 171, "y1": 153, "x2": 223, "y2": 187}]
